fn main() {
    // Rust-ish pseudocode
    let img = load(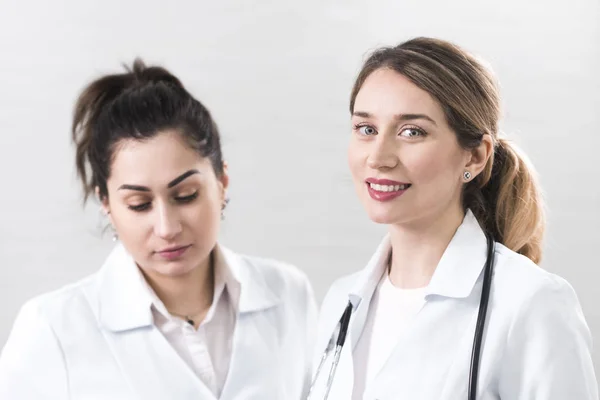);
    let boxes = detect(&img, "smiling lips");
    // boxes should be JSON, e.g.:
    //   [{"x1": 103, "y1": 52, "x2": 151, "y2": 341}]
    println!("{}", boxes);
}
[
  {"x1": 156, "y1": 245, "x2": 191, "y2": 260},
  {"x1": 365, "y1": 178, "x2": 412, "y2": 202}
]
